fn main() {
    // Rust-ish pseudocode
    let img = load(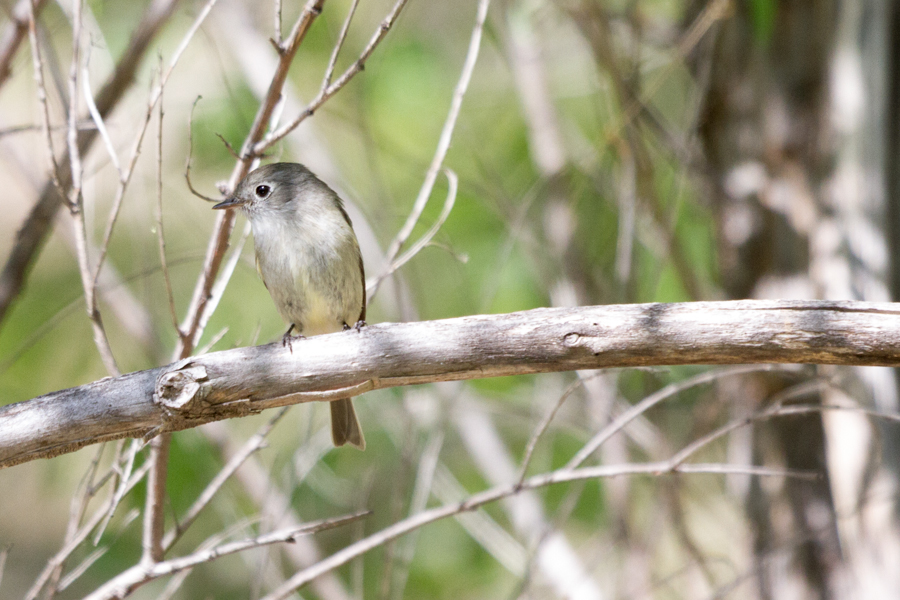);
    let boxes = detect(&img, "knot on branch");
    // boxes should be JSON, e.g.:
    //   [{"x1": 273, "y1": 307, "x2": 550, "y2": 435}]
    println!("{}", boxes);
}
[
  {"x1": 154, "y1": 360, "x2": 209, "y2": 413},
  {"x1": 562, "y1": 331, "x2": 606, "y2": 355}
]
